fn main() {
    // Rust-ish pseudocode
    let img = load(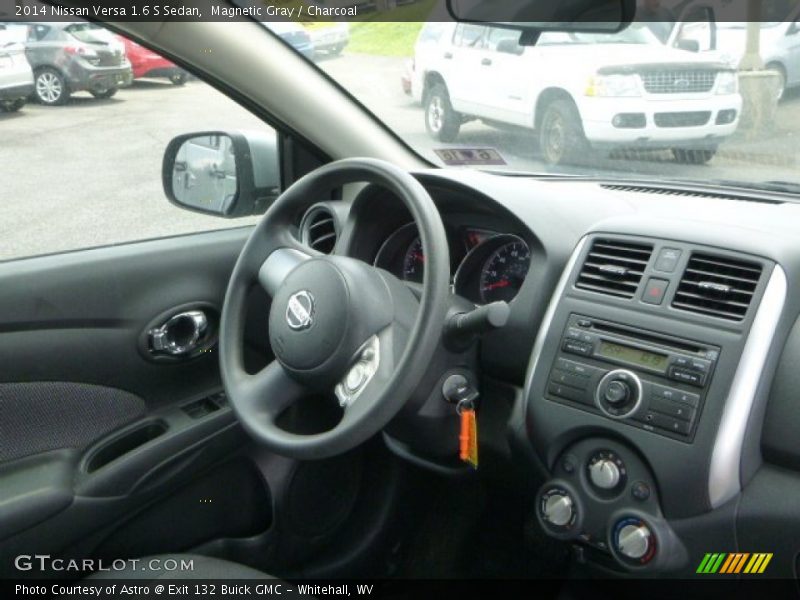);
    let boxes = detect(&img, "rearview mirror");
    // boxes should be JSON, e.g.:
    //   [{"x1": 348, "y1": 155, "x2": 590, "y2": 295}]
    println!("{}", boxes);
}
[
  {"x1": 162, "y1": 130, "x2": 280, "y2": 218},
  {"x1": 446, "y1": 0, "x2": 635, "y2": 33}
]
